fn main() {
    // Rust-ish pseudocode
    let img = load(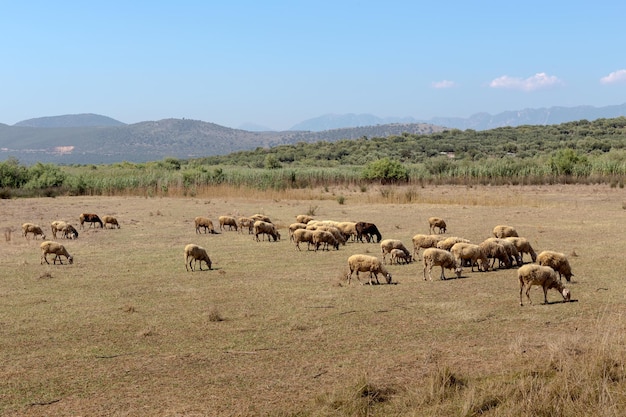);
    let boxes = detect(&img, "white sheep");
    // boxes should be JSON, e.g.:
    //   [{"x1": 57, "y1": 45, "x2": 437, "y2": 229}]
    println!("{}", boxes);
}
[
  {"x1": 288, "y1": 222, "x2": 308, "y2": 241},
  {"x1": 219, "y1": 215, "x2": 238, "y2": 231},
  {"x1": 479, "y1": 239, "x2": 512, "y2": 269},
  {"x1": 250, "y1": 214, "x2": 272, "y2": 223},
  {"x1": 436, "y1": 236, "x2": 471, "y2": 251},
  {"x1": 194, "y1": 216, "x2": 216, "y2": 234},
  {"x1": 380, "y1": 239, "x2": 411, "y2": 264},
  {"x1": 492, "y1": 225, "x2": 518, "y2": 238},
  {"x1": 390, "y1": 248, "x2": 412, "y2": 264},
  {"x1": 184, "y1": 244, "x2": 212, "y2": 271},
  {"x1": 313, "y1": 225, "x2": 346, "y2": 246},
  {"x1": 312, "y1": 230, "x2": 339, "y2": 251},
  {"x1": 412, "y1": 234, "x2": 446, "y2": 260},
  {"x1": 254, "y1": 220, "x2": 280, "y2": 242},
  {"x1": 537, "y1": 250, "x2": 574, "y2": 282},
  {"x1": 40, "y1": 241, "x2": 73, "y2": 265},
  {"x1": 518, "y1": 264, "x2": 571, "y2": 306},
  {"x1": 483, "y1": 237, "x2": 520, "y2": 267},
  {"x1": 237, "y1": 217, "x2": 255, "y2": 234},
  {"x1": 102, "y1": 215, "x2": 120, "y2": 229},
  {"x1": 292, "y1": 228, "x2": 315, "y2": 251},
  {"x1": 336, "y1": 221, "x2": 359, "y2": 242},
  {"x1": 51, "y1": 220, "x2": 78, "y2": 239},
  {"x1": 428, "y1": 217, "x2": 447, "y2": 234},
  {"x1": 505, "y1": 237, "x2": 537, "y2": 263},
  {"x1": 422, "y1": 248, "x2": 463, "y2": 281},
  {"x1": 22, "y1": 223, "x2": 46, "y2": 240},
  {"x1": 346, "y1": 254, "x2": 392, "y2": 285},
  {"x1": 296, "y1": 214, "x2": 314, "y2": 224},
  {"x1": 450, "y1": 242, "x2": 489, "y2": 272}
]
